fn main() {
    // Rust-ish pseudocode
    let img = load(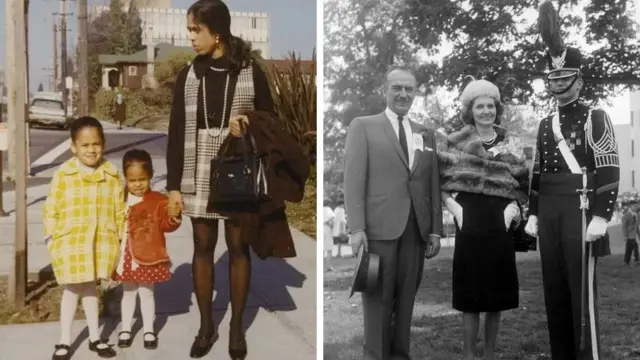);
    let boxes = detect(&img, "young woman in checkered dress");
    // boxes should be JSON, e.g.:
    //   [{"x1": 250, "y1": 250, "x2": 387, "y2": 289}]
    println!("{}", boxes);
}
[
  {"x1": 165, "y1": 1, "x2": 275, "y2": 358},
  {"x1": 43, "y1": 117, "x2": 124, "y2": 360}
]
